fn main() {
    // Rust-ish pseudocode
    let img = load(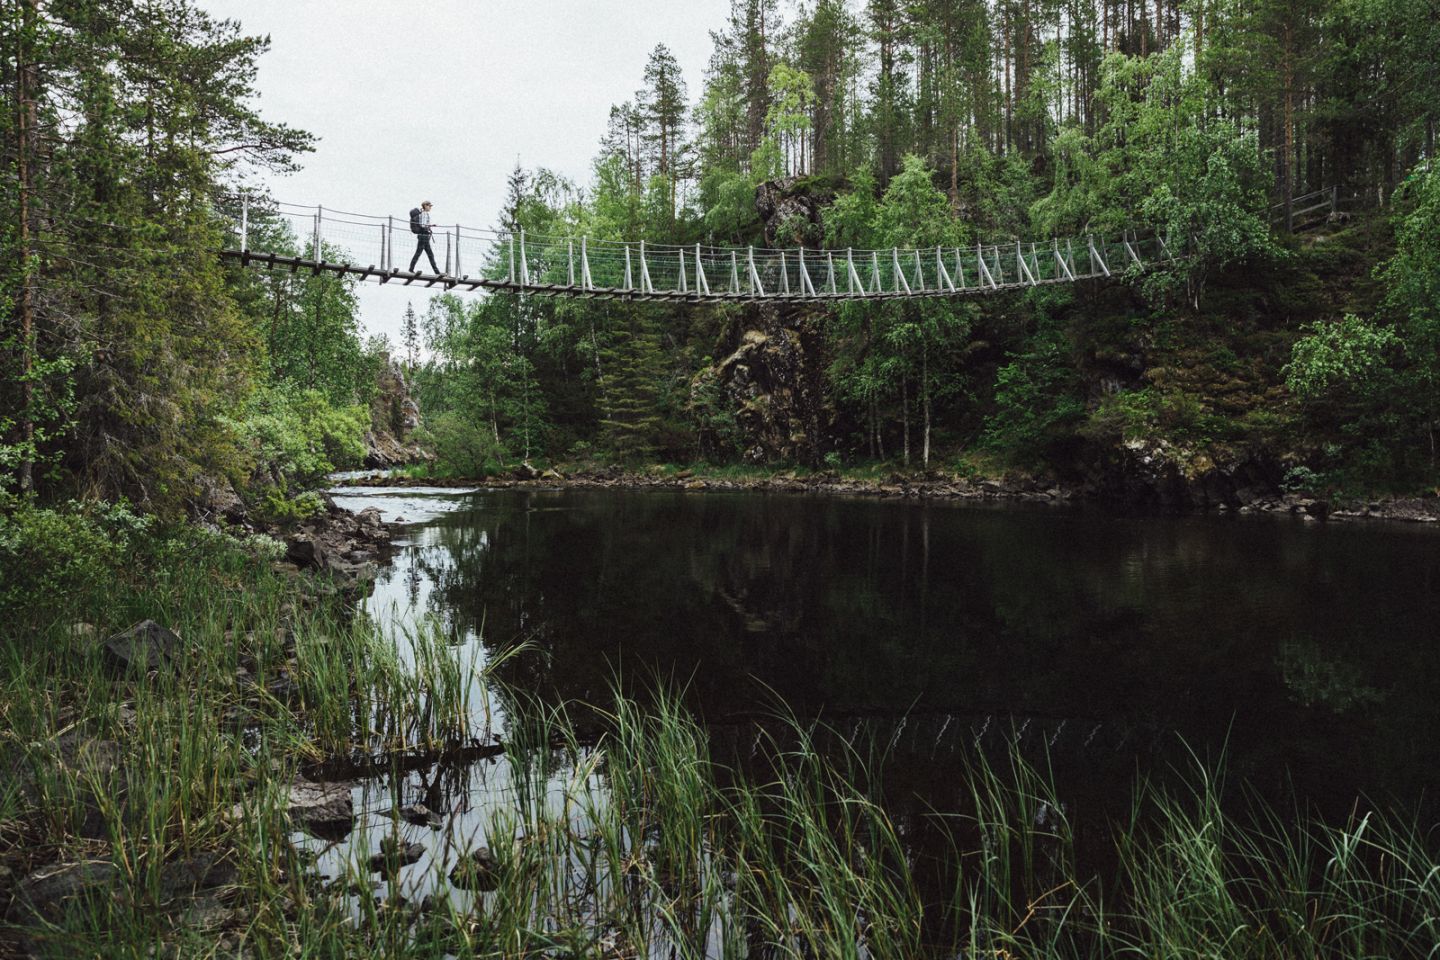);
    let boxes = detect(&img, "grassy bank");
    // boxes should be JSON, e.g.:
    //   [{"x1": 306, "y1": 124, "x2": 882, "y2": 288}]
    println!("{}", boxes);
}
[
  {"x1": 3, "y1": 503, "x2": 1438, "y2": 958},
  {"x1": 0, "y1": 503, "x2": 496, "y2": 957}
]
